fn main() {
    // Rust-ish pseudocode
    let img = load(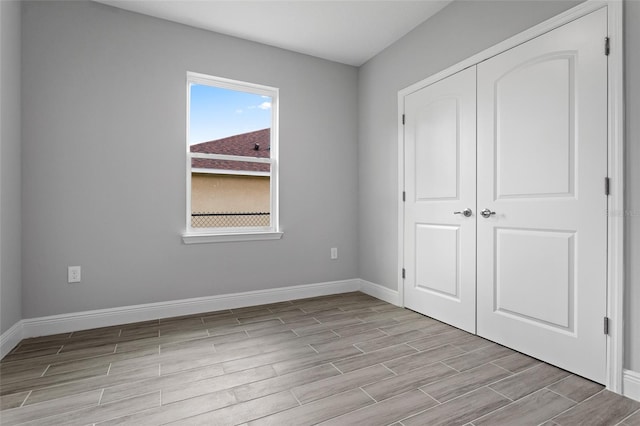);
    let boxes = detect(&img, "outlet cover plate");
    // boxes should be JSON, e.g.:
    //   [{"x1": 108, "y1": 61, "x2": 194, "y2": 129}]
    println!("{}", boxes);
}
[{"x1": 68, "y1": 266, "x2": 81, "y2": 283}]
